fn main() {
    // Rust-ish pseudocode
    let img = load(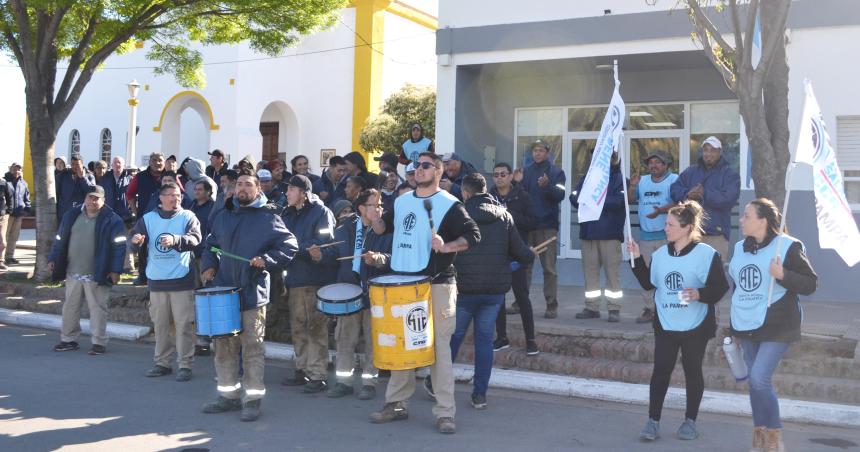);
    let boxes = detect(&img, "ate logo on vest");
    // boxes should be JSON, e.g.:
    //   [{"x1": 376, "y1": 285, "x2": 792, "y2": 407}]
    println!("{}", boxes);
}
[
  {"x1": 402, "y1": 212, "x2": 417, "y2": 232},
  {"x1": 664, "y1": 271, "x2": 684, "y2": 291},
  {"x1": 154, "y1": 233, "x2": 174, "y2": 253},
  {"x1": 405, "y1": 306, "x2": 428, "y2": 333},
  {"x1": 738, "y1": 264, "x2": 762, "y2": 292}
]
